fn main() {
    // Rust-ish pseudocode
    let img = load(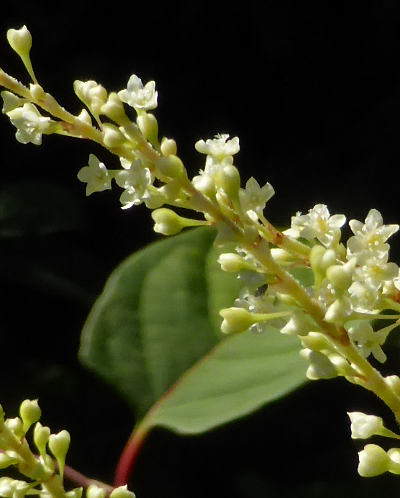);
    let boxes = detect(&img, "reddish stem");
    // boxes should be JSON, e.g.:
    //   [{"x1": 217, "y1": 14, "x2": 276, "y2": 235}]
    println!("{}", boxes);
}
[{"x1": 113, "y1": 424, "x2": 149, "y2": 487}]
